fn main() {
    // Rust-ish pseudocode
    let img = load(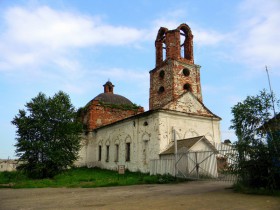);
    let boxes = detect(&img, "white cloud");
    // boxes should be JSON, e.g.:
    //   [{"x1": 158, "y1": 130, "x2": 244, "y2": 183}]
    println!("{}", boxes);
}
[
  {"x1": 235, "y1": 0, "x2": 280, "y2": 69},
  {"x1": 149, "y1": 9, "x2": 227, "y2": 47},
  {"x1": 0, "y1": 5, "x2": 229, "y2": 73},
  {"x1": 193, "y1": 27, "x2": 230, "y2": 46},
  {"x1": 0, "y1": 4, "x2": 151, "y2": 97},
  {"x1": 4, "y1": 6, "x2": 144, "y2": 48},
  {"x1": 0, "y1": 5, "x2": 145, "y2": 71},
  {"x1": 94, "y1": 67, "x2": 148, "y2": 81},
  {"x1": 192, "y1": 28, "x2": 227, "y2": 46}
]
